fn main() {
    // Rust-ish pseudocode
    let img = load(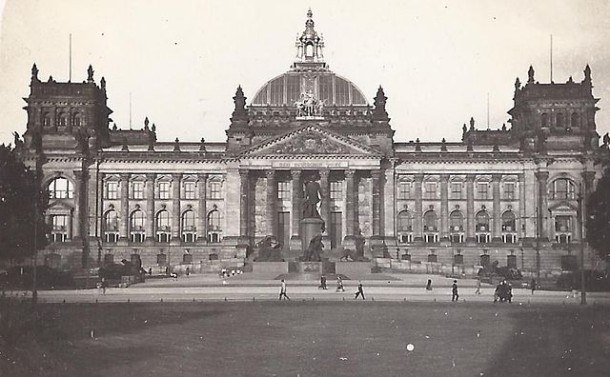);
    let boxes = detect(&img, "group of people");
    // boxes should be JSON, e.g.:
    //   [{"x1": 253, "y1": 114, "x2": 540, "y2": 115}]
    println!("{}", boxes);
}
[
  {"x1": 494, "y1": 280, "x2": 513, "y2": 303},
  {"x1": 279, "y1": 276, "x2": 361, "y2": 300}
]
